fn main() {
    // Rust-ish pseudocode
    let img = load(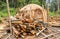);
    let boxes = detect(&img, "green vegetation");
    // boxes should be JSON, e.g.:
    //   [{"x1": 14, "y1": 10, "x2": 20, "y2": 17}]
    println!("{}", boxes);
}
[
  {"x1": 0, "y1": 0, "x2": 46, "y2": 17},
  {"x1": 0, "y1": 8, "x2": 16, "y2": 17},
  {"x1": 49, "y1": 10, "x2": 60, "y2": 17},
  {"x1": 56, "y1": 10, "x2": 60, "y2": 17},
  {"x1": 0, "y1": 0, "x2": 60, "y2": 18},
  {"x1": 0, "y1": 17, "x2": 3, "y2": 23},
  {"x1": 49, "y1": 12, "x2": 56, "y2": 17}
]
